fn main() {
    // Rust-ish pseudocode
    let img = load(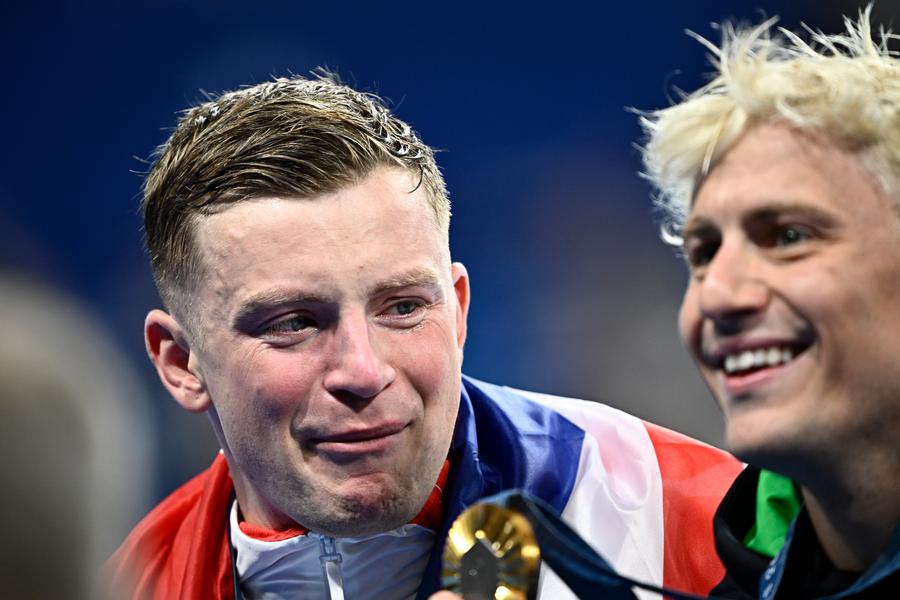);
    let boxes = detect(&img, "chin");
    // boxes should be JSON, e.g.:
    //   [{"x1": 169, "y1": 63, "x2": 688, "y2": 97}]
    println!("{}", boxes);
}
[
  {"x1": 306, "y1": 478, "x2": 422, "y2": 537},
  {"x1": 724, "y1": 417, "x2": 811, "y2": 477}
]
